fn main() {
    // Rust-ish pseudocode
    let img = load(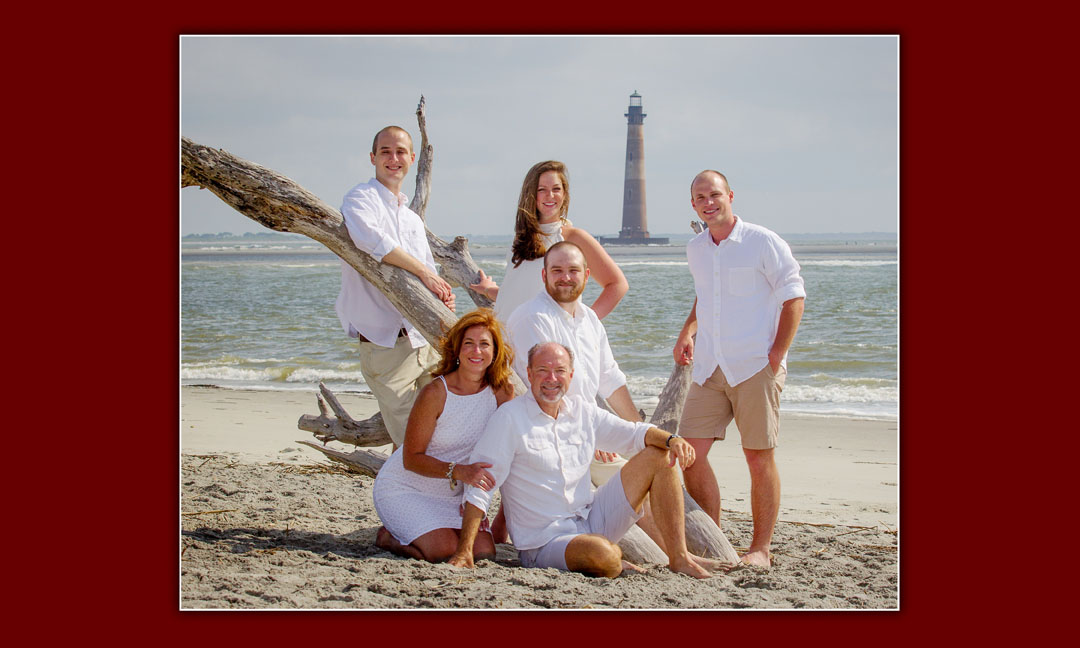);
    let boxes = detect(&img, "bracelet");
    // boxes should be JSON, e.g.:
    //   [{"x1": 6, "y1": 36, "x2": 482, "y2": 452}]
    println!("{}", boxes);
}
[
  {"x1": 665, "y1": 433, "x2": 679, "y2": 448},
  {"x1": 446, "y1": 462, "x2": 458, "y2": 489}
]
